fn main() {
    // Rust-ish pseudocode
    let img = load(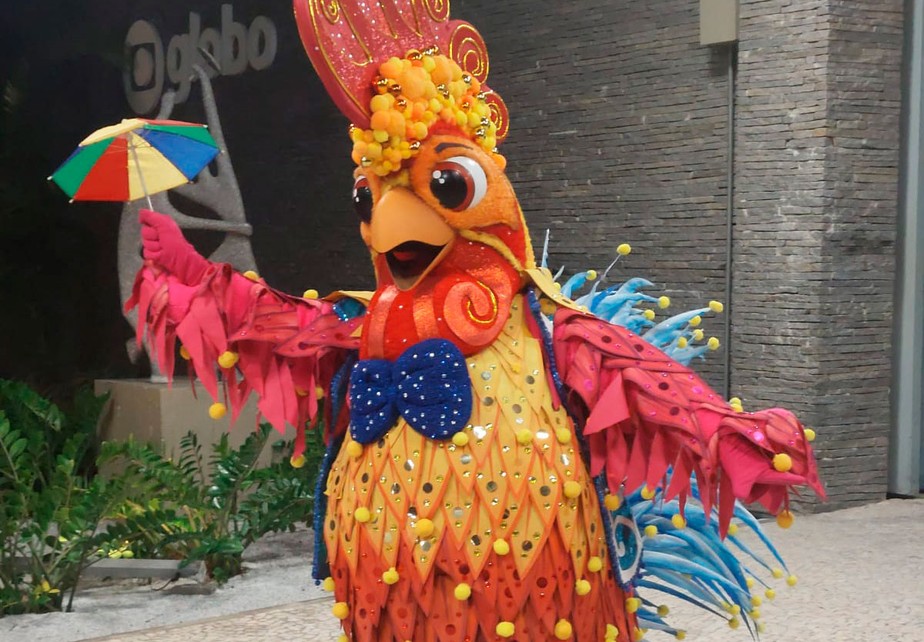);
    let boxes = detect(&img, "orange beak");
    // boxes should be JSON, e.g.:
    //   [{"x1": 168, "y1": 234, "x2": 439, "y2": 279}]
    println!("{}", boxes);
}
[{"x1": 366, "y1": 187, "x2": 456, "y2": 290}]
